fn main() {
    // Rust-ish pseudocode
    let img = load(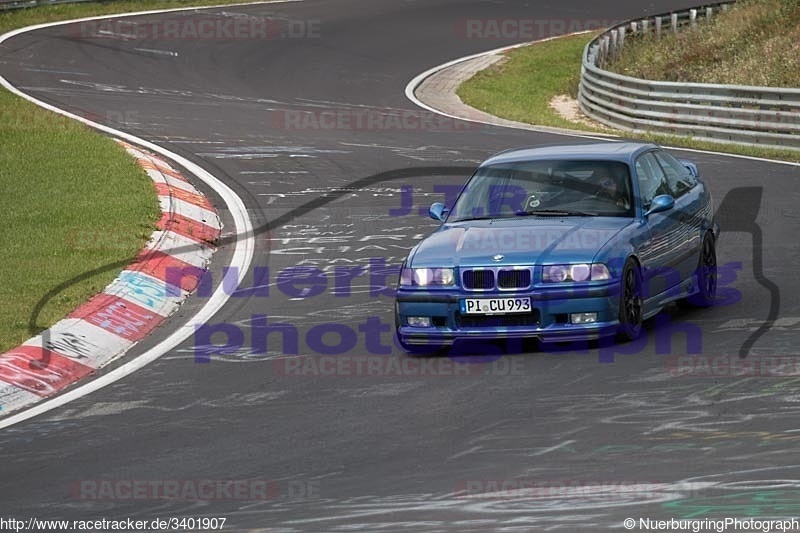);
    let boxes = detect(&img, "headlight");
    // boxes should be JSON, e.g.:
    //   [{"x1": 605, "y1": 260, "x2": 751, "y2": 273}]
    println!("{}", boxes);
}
[
  {"x1": 400, "y1": 267, "x2": 455, "y2": 287},
  {"x1": 542, "y1": 263, "x2": 610, "y2": 282}
]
